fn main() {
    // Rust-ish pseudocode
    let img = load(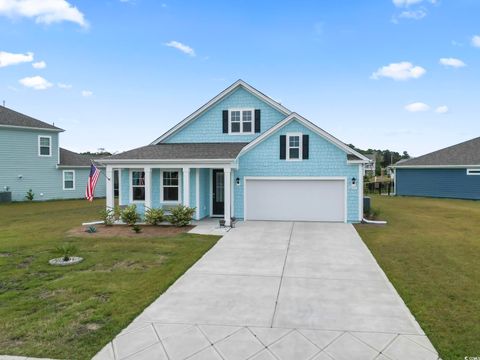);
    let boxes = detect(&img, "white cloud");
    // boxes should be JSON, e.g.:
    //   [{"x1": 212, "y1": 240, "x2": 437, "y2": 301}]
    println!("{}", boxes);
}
[
  {"x1": 435, "y1": 105, "x2": 449, "y2": 114},
  {"x1": 81, "y1": 90, "x2": 93, "y2": 97},
  {"x1": 393, "y1": 0, "x2": 423, "y2": 7},
  {"x1": 0, "y1": 0, "x2": 87, "y2": 27},
  {"x1": 398, "y1": 9, "x2": 427, "y2": 20},
  {"x1": 19, "y1": 76, "x2": 53, "y2": 90},
  {"x1": 371, "y1": 62, "x2": 426, "y2": 81},
  {"x1": 58, "y1": 82, "x2": 72, "y2": 89},
  {"x1": 472, "y1": 35, "x2": 480, "y2": 48},
  {"x1": 439, "y1": 57, "x2": 466, "y2": 68},
  {"x1": 405, "y1": 102, "x2": 430, "y2": 112},
  {"x1": 0, "y1": 51, "x2": 33, "y2": 67},
  {"x1": 164, "y1": 40, "x2": 196, "y2": 57},
  {"x1": 32, "y1": 60, "x2": 46, "y2": 69}
]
